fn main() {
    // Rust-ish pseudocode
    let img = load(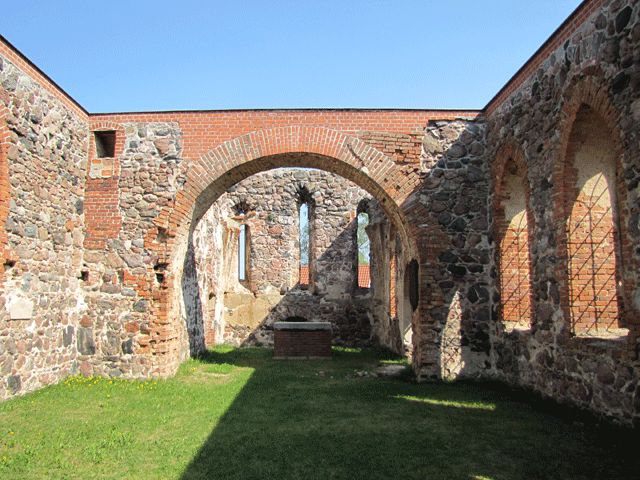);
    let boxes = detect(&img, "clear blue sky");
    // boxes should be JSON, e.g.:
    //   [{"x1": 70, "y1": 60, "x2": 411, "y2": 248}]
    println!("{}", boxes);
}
[{"x1": 1, "y1": 1, "x2": 581, "y2": 112}]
